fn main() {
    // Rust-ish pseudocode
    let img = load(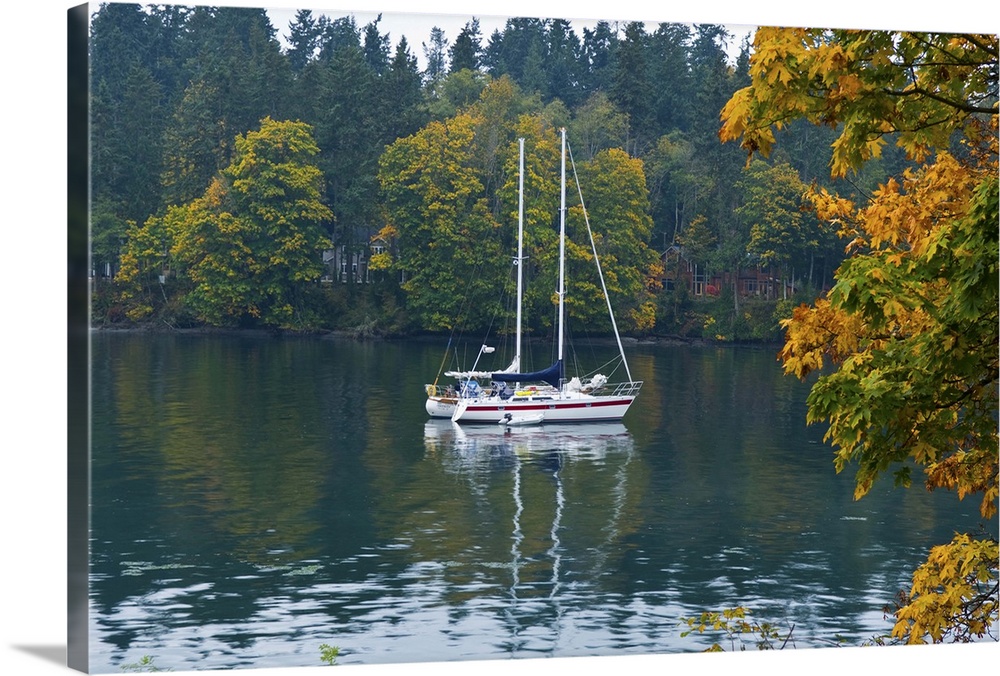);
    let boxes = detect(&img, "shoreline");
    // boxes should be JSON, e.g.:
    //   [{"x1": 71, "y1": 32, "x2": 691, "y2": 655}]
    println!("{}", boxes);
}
[{"x1": 88, "y1": 323, "x2": 782, "y2": 349}]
